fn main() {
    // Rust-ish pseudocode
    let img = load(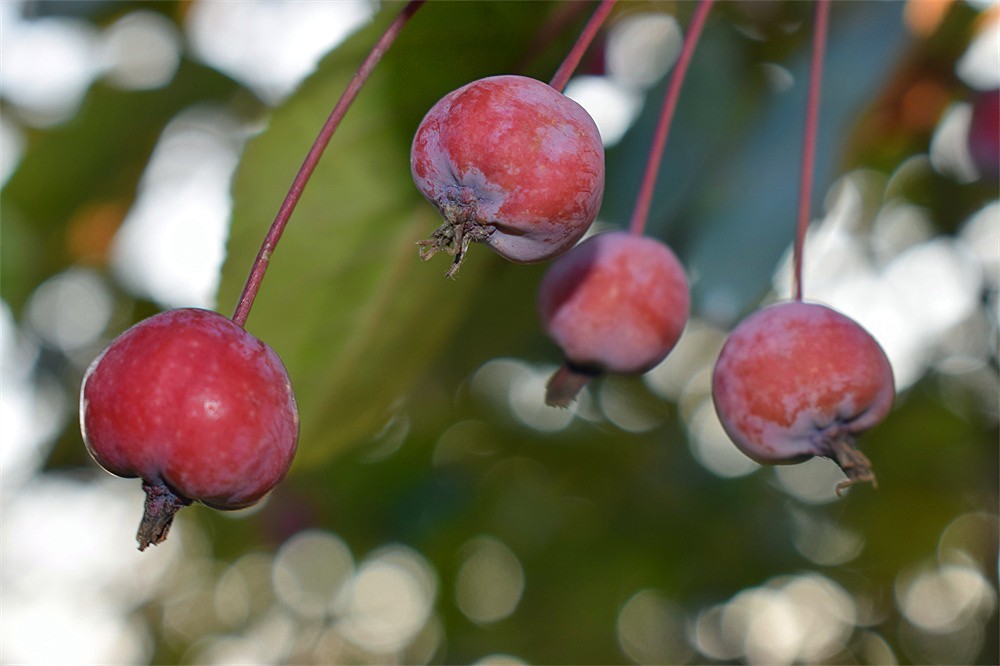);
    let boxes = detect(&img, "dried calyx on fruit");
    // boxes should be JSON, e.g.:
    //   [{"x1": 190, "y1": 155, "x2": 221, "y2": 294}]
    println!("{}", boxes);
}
[
  {"x1": 81, "y1": 308, "x2": 299, "y2": 550},
  {"x1": 711, "y1": 301, "x2": 894, "y2": 493},
  {"x1": 711, "y1": 0, "x2": 894, "y2": 495},
  {"x1": 411, "y1": 74, "x2": 605, "y2": 277}
]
